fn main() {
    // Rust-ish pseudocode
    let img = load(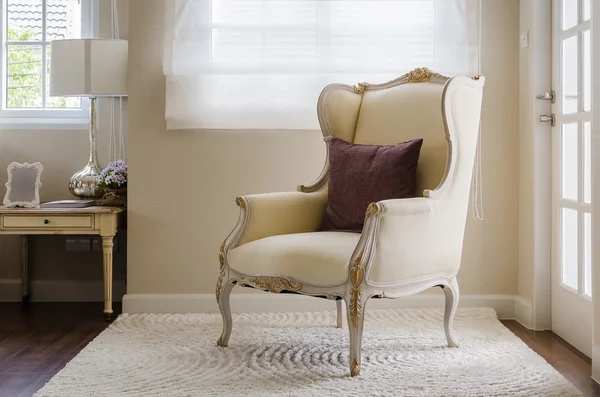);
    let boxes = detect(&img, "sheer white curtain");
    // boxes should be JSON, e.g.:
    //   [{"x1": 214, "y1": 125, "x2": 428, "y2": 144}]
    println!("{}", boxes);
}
[{"x1": 164, "y1": 0, "x2": 480, "y2": 130}]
